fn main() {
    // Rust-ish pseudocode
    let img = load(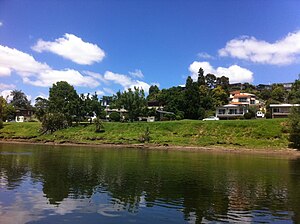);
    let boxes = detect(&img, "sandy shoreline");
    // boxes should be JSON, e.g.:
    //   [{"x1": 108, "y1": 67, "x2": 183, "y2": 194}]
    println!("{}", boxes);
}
[{"x1": 0, "y1": 139, "x2": 299, "y2": 157}]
